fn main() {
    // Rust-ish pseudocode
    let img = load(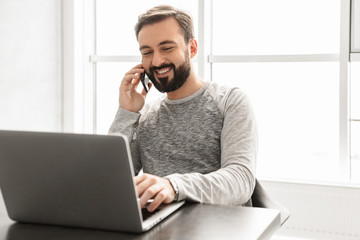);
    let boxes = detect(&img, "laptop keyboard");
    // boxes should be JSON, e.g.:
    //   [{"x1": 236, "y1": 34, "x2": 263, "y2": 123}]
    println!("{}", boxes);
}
[{"x1": 141, "y1": 208, "x2": 160, "y2": 221}]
